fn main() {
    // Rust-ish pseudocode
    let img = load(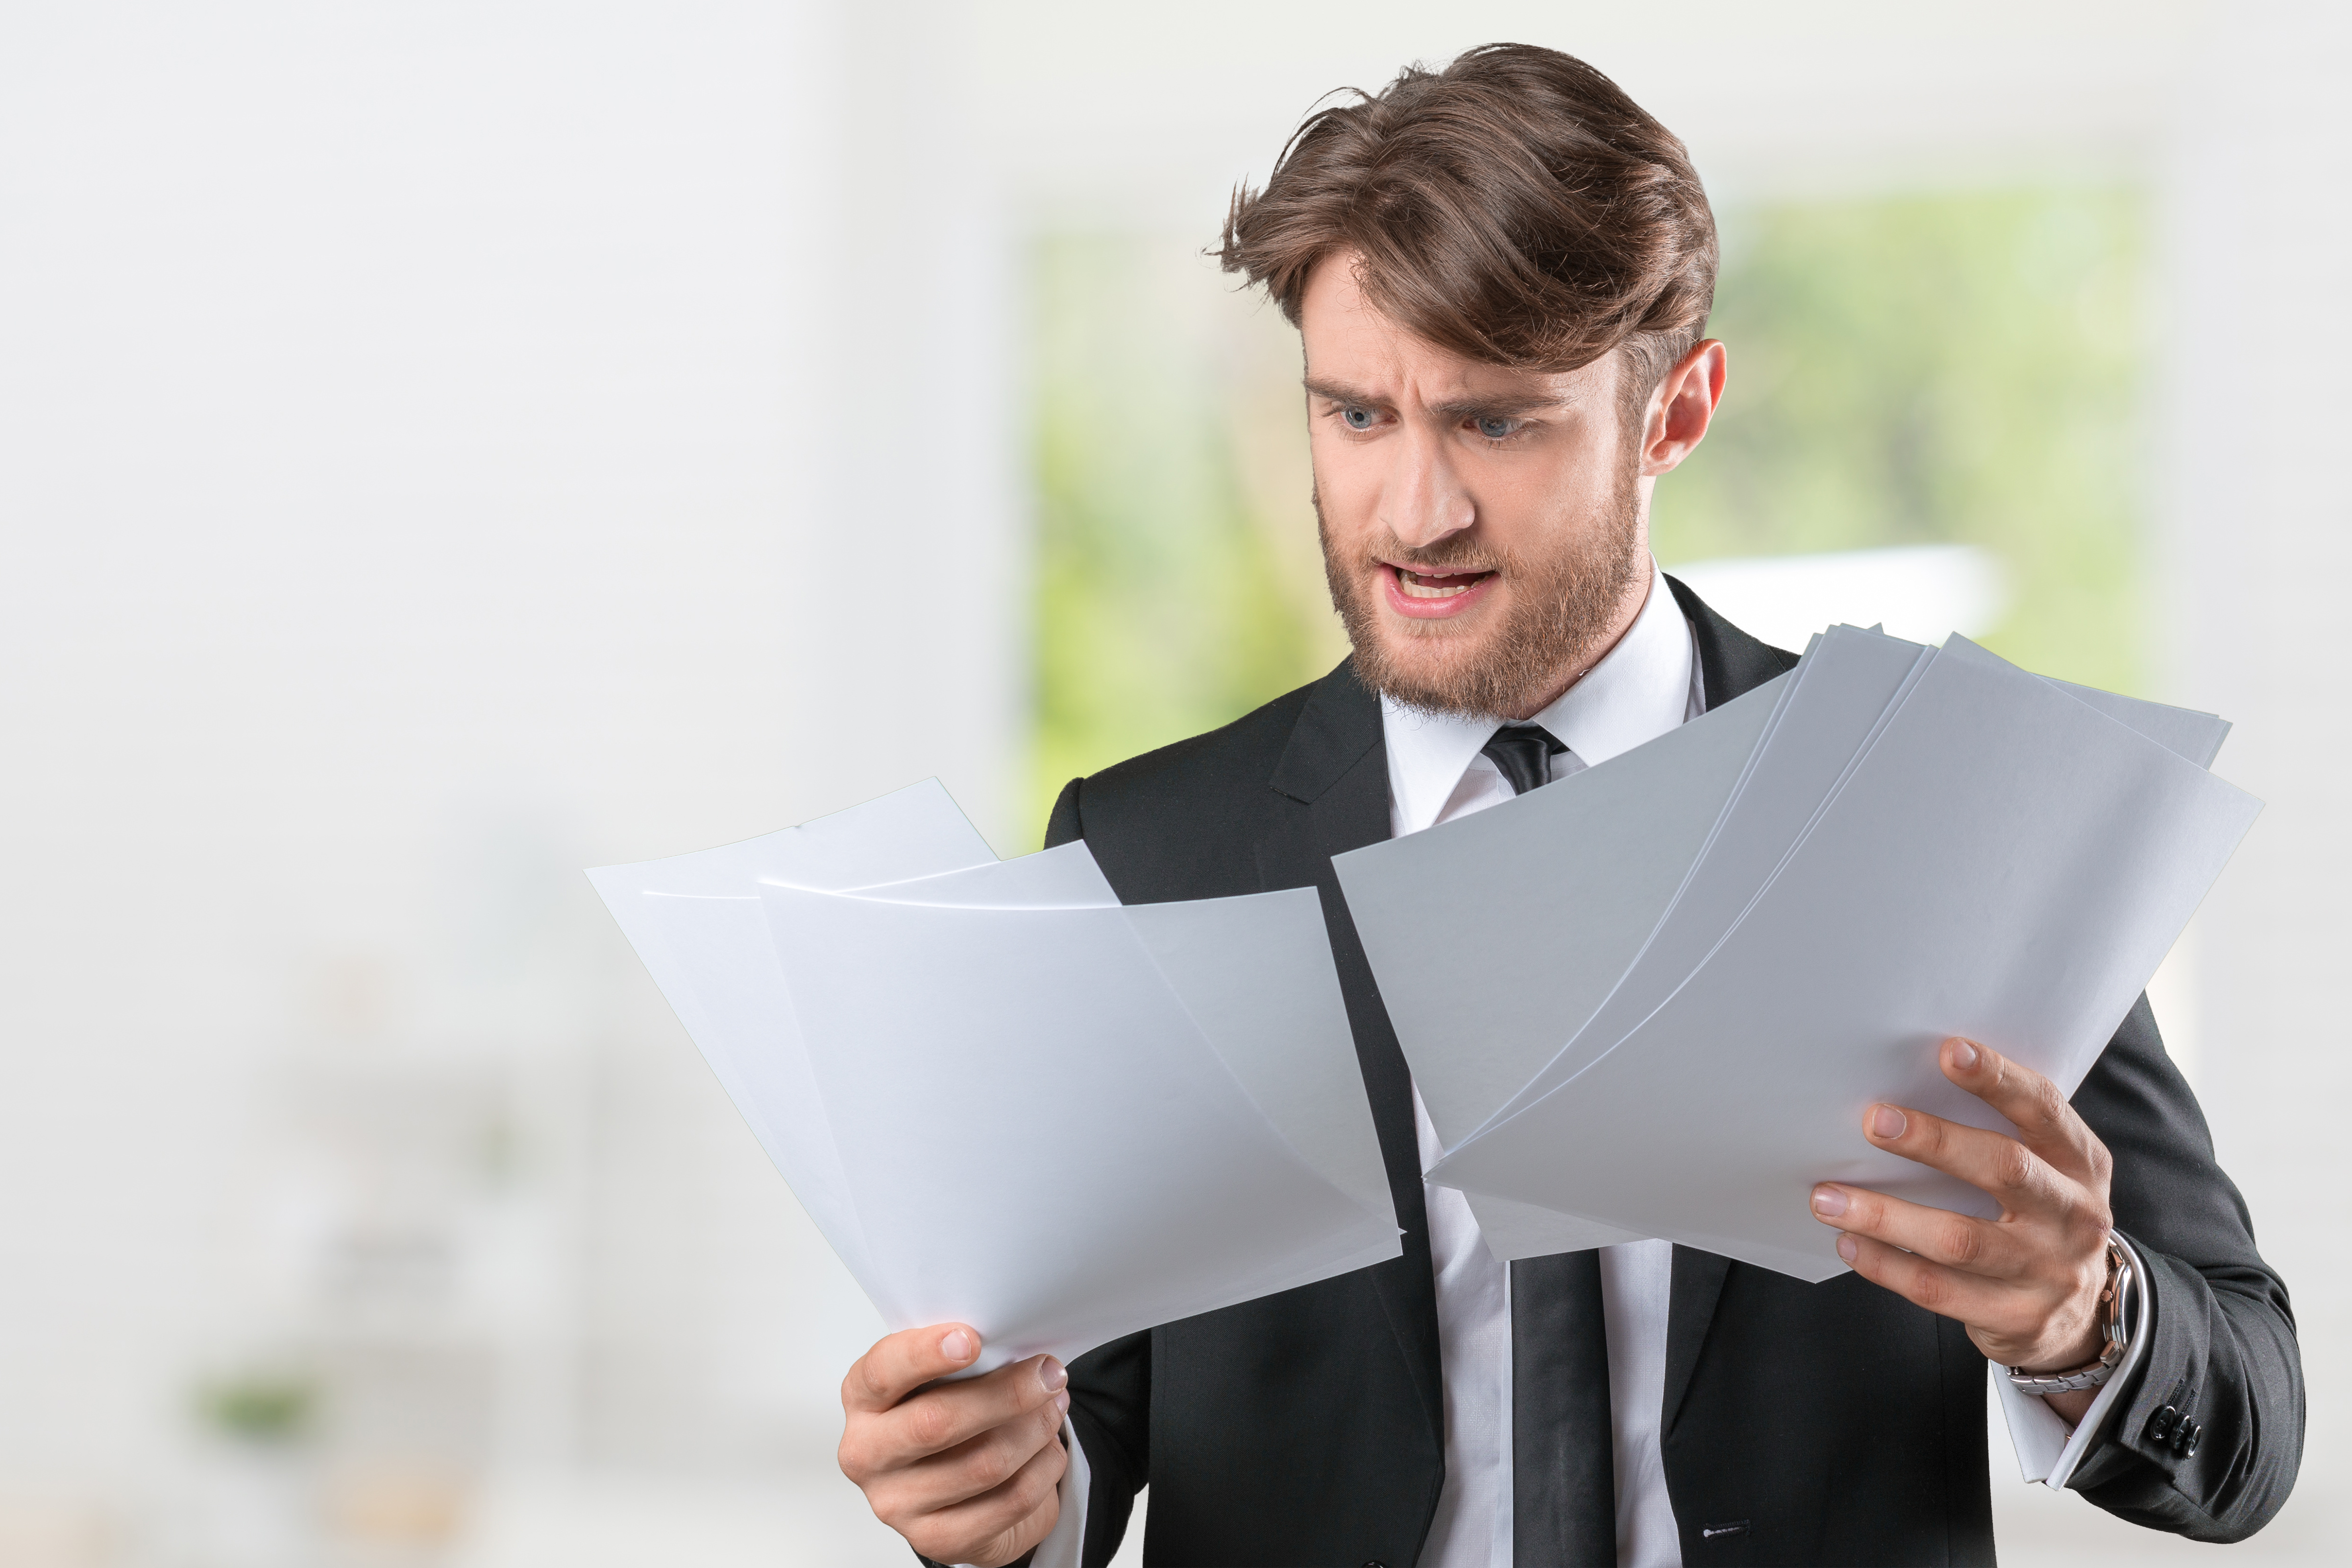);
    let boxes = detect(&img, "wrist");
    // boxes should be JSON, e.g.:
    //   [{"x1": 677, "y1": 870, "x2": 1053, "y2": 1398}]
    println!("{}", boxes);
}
[{"x1": 2005, "y1": 1238, "x2": 2134, "y2": 1398}]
